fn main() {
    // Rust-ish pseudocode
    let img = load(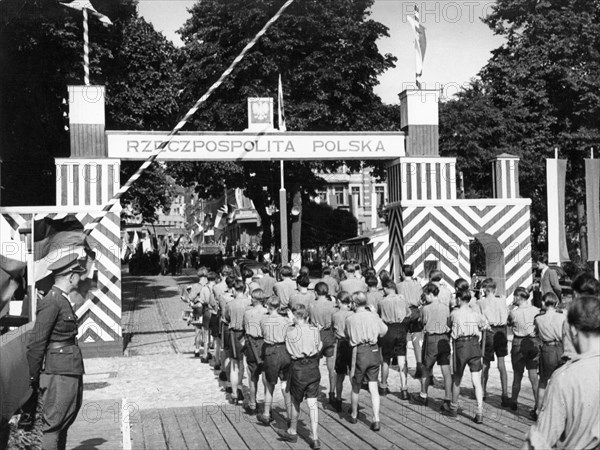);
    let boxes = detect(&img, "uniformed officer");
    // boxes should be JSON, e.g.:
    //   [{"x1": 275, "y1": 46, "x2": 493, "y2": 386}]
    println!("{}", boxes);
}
[
  {"x1": 242, "y1": 288, "x2": 268, "y2": 415},
  {"x1": 27, "y1": 254, "x2": 87, "y2": 450},
  {"x1": 278, "y1": 304, "x2": 322, "y2": 450},
  {"x1": 508, "y1": 287, "x2": 540, "y2": 418},
  {"x1": 443, "y1": 290, "x2": 486, "y2": 423},
  {"x1": 331, "y1": 291, "x2": 353, "y2": 412},
  {"x1": 223, "y1": 278, "x2": 251, "y2": 404},
  {"x1": 377, "y1": 280, "x2": 410, "y2": 399},
  {"x1": 308, "y1": 282, "x2": 337, "y2": 405},
  {"x1": 257, "y1": 297, "x2": 292, "y2": 426},
  {"x1": 345, "y1": 292, "x2": 388, "y2": 431},
  {"x1": 476, "y1": 278, "x2": 509, "y2": 404},
  {"x1": 533, "y1": 292, "x2": 565, "y2": 415}
]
